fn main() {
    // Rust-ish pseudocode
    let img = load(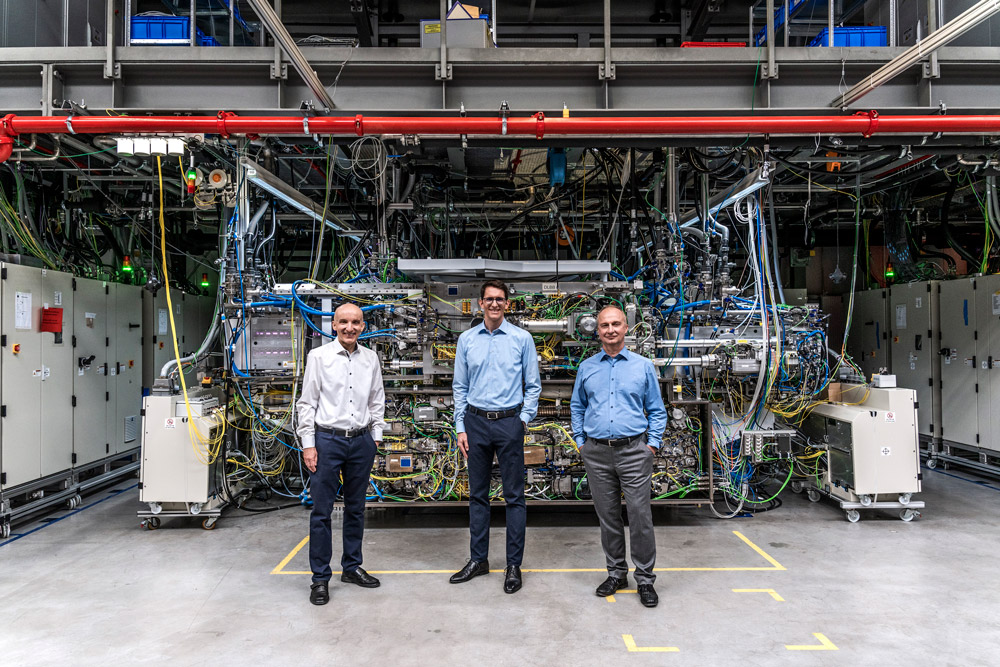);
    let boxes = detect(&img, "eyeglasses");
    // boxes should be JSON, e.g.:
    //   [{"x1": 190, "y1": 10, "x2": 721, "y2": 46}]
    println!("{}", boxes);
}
[{"x1": 482, "y1": 297, "x2": 507, "y2": 304}]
